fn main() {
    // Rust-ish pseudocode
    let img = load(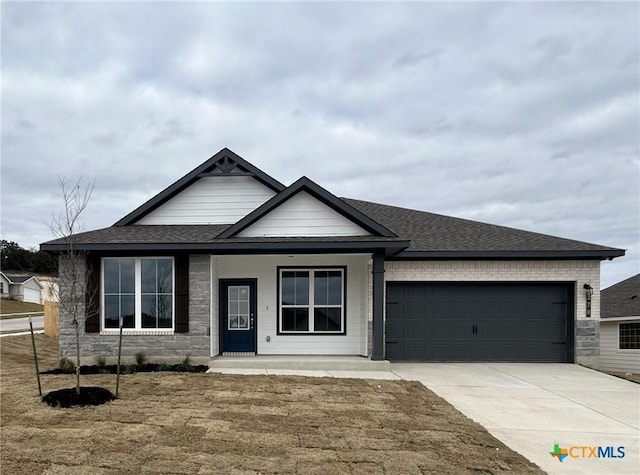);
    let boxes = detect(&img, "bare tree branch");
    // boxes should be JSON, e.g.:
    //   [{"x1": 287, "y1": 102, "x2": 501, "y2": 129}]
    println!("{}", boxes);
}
[{"x1": 48, "y1": 176, "x2": 96, "y2": 395}]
